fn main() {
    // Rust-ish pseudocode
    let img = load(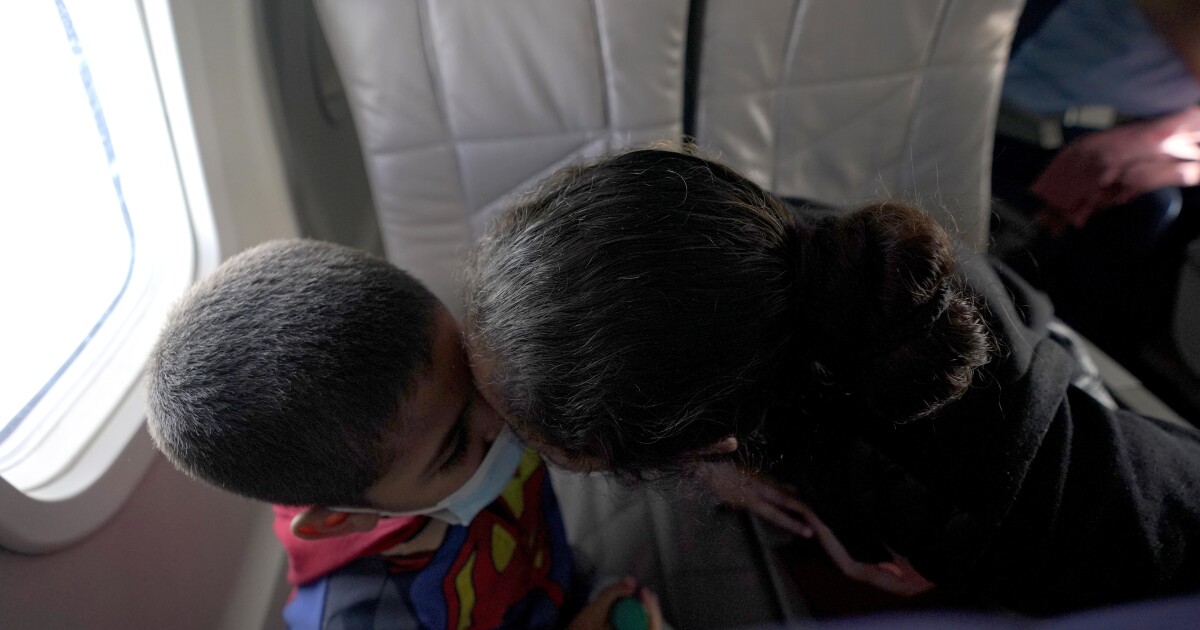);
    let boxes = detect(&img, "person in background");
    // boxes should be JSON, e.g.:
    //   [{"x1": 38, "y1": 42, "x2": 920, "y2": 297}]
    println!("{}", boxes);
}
[{"x1": 991, "y1": 0, "x2": 1200, "y2": 357}]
